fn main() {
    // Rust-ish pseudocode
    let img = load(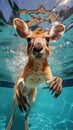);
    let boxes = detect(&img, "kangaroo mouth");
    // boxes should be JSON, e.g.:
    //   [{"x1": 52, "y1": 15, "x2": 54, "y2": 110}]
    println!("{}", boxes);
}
[
  {"x1": 33, "y1": 53, "x2": 42, "y2": 59},
  {"x1": 33, "y1": 47, "x2": 44, "y2": 59}
]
